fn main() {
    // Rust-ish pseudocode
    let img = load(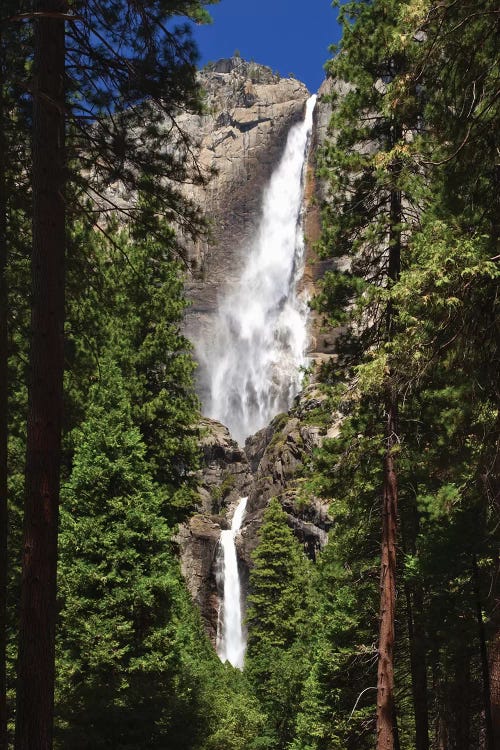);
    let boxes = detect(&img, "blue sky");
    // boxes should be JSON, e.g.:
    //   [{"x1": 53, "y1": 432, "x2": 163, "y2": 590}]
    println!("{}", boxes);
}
[{"x1": 191, "y1": 1, "x2": 342, "y2": 94}]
